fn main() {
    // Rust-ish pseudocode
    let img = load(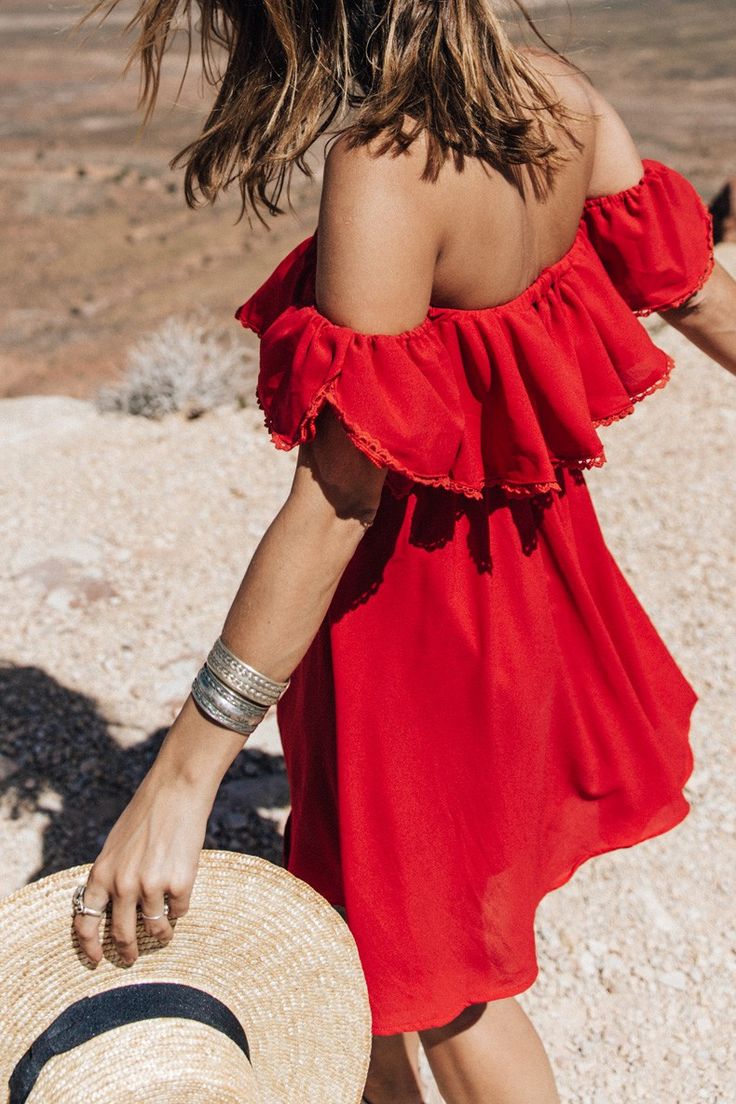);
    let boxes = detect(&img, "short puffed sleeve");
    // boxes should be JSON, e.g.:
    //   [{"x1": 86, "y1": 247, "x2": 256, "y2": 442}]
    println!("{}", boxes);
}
[
  {"x1": 581, "y1": 159, "x2": 715, "y2": 316},
  {"x1": 235, "y1": 245, "x2": 465, "y2": 489}
]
